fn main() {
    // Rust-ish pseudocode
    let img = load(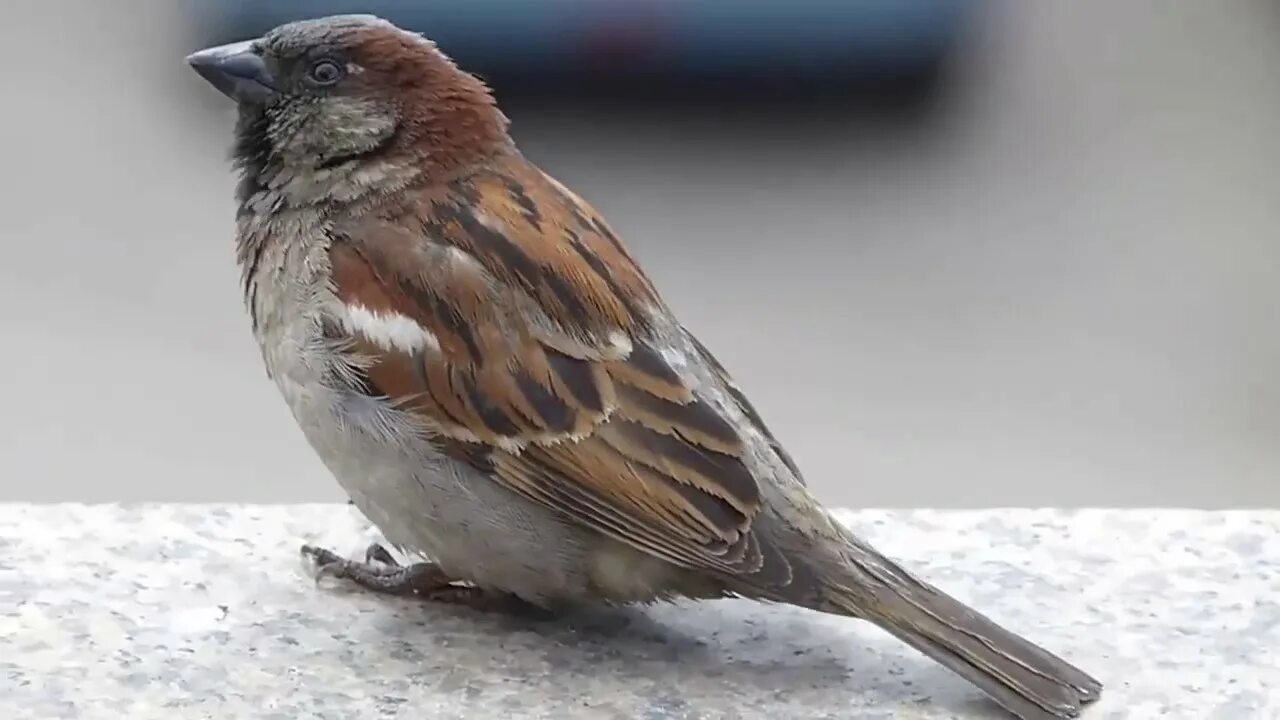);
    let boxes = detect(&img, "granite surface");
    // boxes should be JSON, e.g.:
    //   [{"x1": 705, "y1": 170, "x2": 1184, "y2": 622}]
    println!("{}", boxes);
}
[{"x1": 1, "y1": 505, "x2": 1276, "y2": 719}]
